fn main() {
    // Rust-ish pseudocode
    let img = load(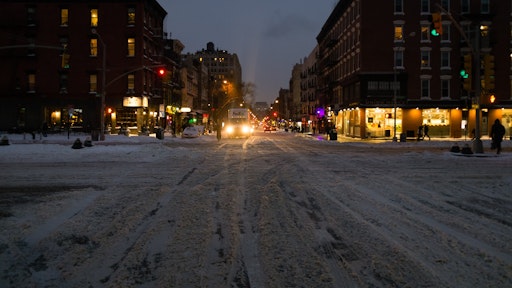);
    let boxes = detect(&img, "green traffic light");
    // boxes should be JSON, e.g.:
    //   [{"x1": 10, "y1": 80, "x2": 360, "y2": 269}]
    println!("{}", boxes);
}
[
  {"x1": 460, "y1": 69, "x2": 469, "y2": 79},
  {"x1": 431, "y1": 29, "x2": 439, "y2": 36}
]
